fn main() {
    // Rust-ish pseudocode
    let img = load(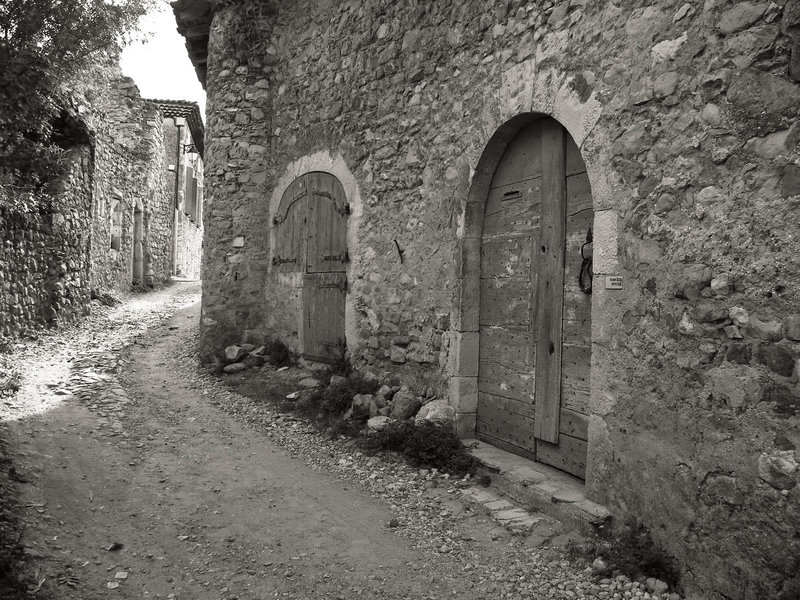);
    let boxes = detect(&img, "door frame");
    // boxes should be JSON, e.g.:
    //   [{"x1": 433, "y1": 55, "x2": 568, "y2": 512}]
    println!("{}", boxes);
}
[
  {"x1": 268, "y1": 152, "x2": 363, "y2": 359},
  {"x1": 450, "y1": 113, "x2": 616, "y2": 488}
]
